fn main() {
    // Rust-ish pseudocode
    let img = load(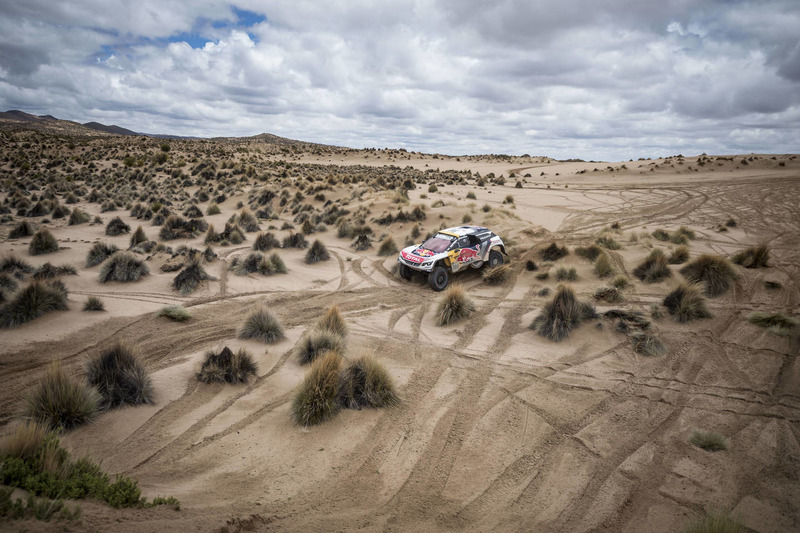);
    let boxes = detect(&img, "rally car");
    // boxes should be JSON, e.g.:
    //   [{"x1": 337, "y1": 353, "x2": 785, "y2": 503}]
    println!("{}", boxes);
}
[{"x1": 397, "y1": 225, "x2": 506, "y2": 291}]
